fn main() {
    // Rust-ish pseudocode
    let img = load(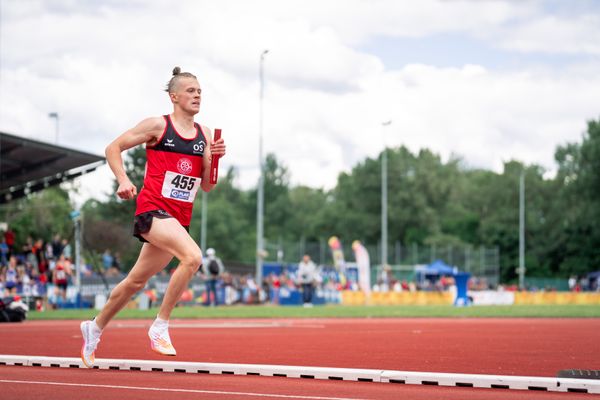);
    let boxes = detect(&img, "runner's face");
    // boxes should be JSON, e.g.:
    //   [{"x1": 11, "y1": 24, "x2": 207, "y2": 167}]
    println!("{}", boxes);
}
[{"x1": 173, "y1": 78, "x2": 201, "y2": 114}]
